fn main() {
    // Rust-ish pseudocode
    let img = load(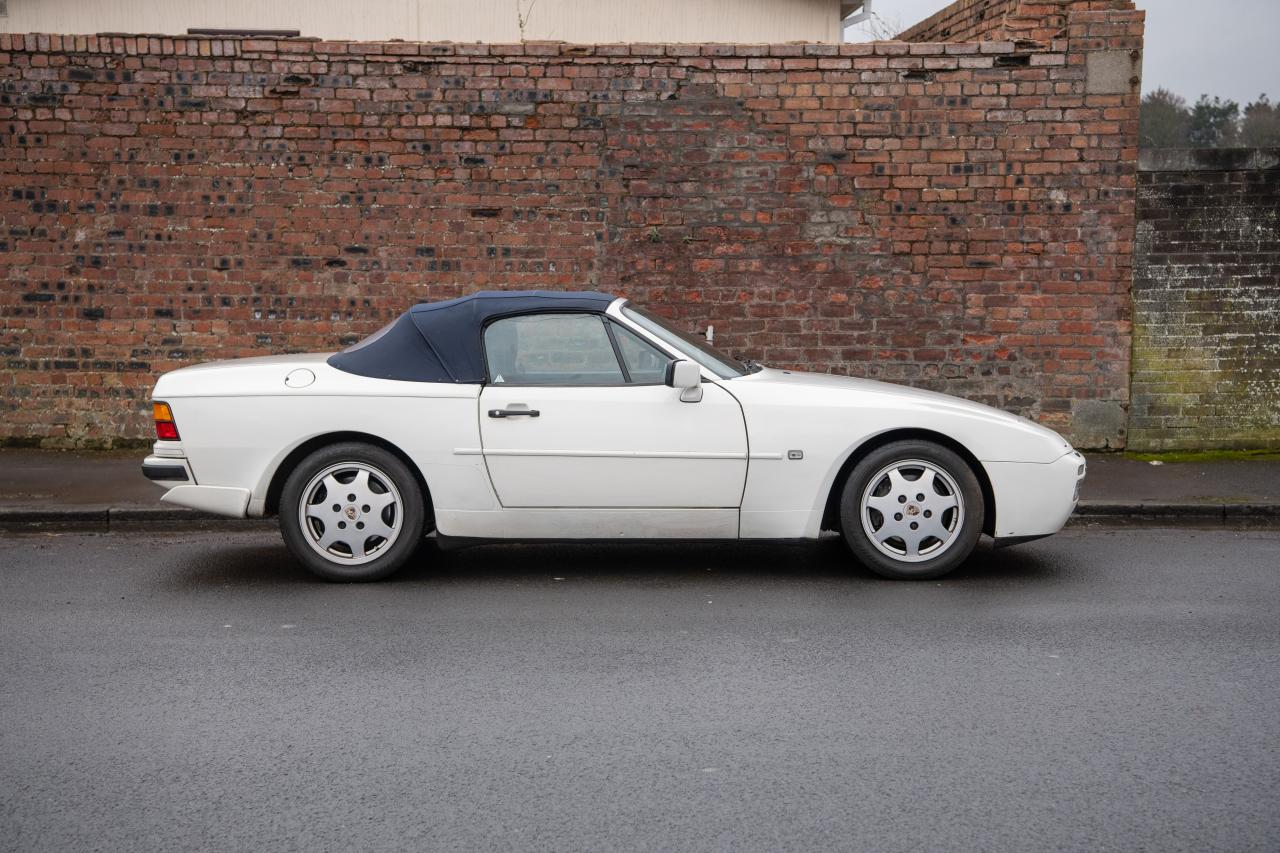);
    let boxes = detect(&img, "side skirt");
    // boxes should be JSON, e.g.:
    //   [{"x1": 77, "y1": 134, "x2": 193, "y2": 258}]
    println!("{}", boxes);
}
[
  {"x1": 433, "y1": 507, "x2": 741, "y2": 540},
  {"x1": 432, "y1": 533, "x2": 817, "y2": 552}
]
